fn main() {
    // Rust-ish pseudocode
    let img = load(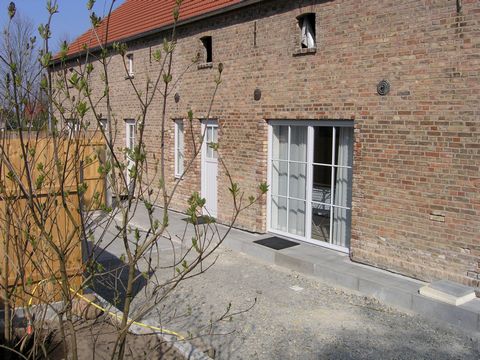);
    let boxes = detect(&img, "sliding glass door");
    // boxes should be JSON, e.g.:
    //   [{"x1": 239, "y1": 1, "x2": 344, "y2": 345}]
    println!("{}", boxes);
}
[
  {"x1": 269, "y1": 122, "x2": 353, "y2": 252},
  {"x1": 271, "y1": 125, "x2": 307, "y2": 236}
]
